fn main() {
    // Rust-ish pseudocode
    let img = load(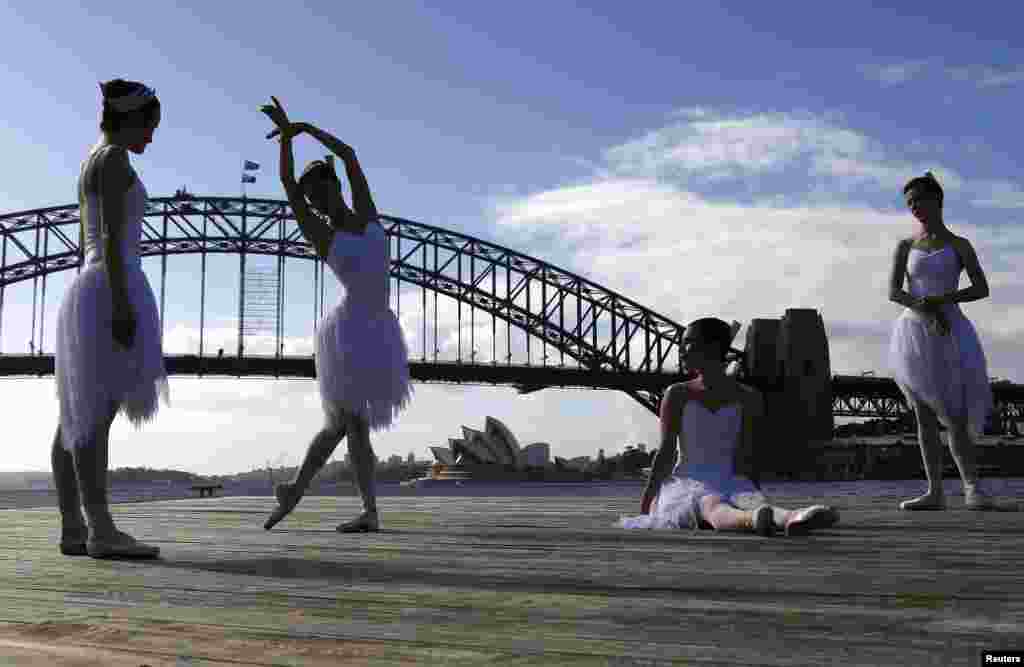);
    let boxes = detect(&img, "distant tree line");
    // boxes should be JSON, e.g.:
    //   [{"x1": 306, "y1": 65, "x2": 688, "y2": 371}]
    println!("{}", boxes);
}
[
  {"x1": 580, "y1": 446, "x2": 655, "y2": 479},
  {"x1": 107, "y1": 467, "x2": 202, "y2": 483},
  {"x1": 103, "y1": 446, "x2": 660, "y2": 486}
]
